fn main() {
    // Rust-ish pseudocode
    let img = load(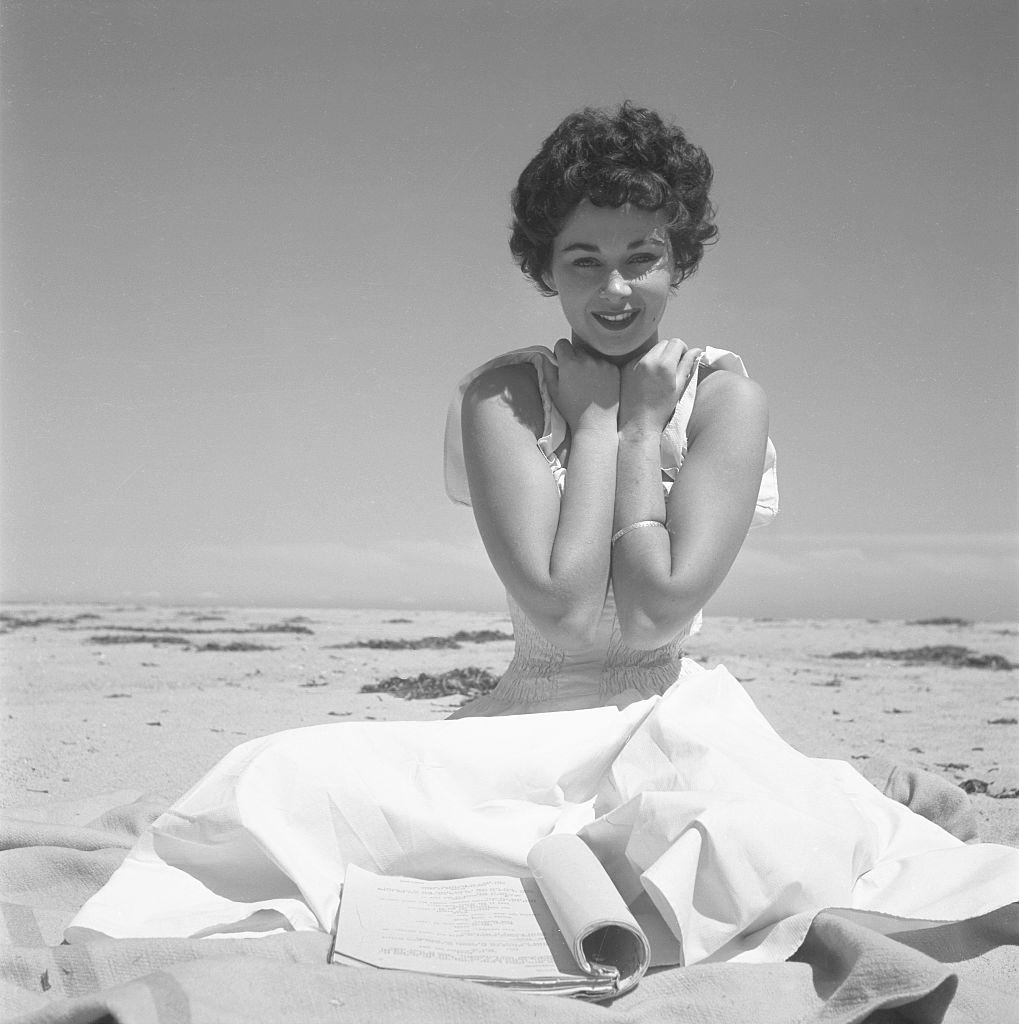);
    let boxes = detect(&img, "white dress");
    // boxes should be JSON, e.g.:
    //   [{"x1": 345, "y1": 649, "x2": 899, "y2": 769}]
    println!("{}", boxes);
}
[
  {"x1": 66, "y1": 347, "x2": 1019, "y2": 967},
  {"x1": 443, "y1": 345, "x2": 778, "y2": 717}
]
